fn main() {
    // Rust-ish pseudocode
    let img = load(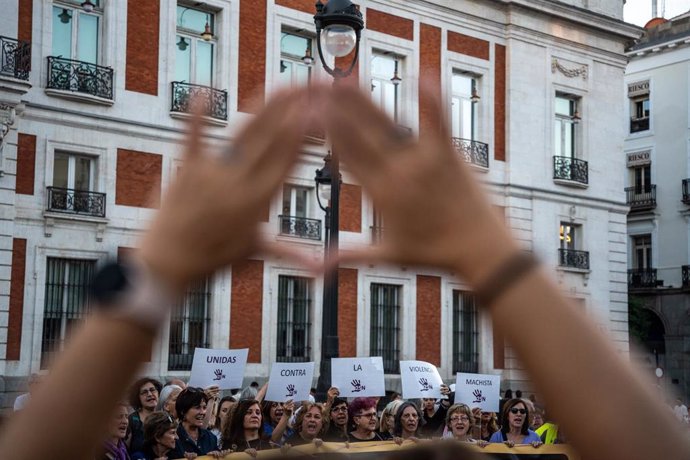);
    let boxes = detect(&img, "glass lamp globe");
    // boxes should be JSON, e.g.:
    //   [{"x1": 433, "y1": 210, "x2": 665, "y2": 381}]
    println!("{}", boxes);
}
[
  {"x1": 322, "y1": 24, "x2": 357, "y2": 57},
  {"x1": 318, "y1": 183, "x2": 332, "y2": 204}
]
